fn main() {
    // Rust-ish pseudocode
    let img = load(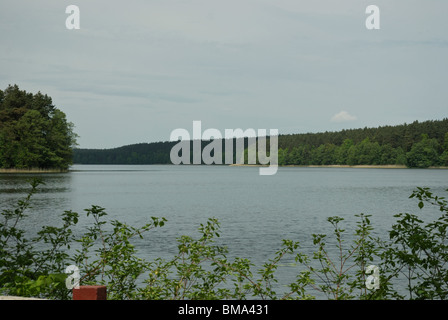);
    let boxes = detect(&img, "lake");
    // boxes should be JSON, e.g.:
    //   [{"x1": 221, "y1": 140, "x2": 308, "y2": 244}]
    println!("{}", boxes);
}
[{"x1": 1, "y1": 164, "x2": 448, "y2": 297}]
